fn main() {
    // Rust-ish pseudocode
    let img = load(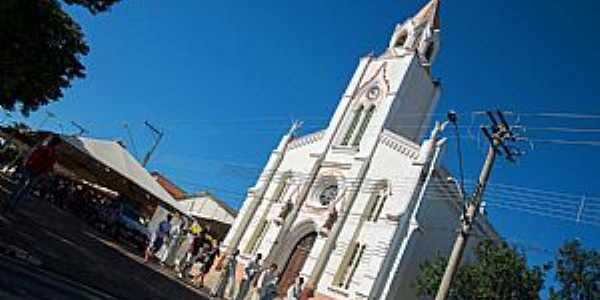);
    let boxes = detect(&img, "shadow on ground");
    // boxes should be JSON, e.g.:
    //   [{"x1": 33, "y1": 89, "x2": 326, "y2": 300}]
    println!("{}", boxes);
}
[{"x1": 0, "y1": 196, "x2": 208, "y2": 300}]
